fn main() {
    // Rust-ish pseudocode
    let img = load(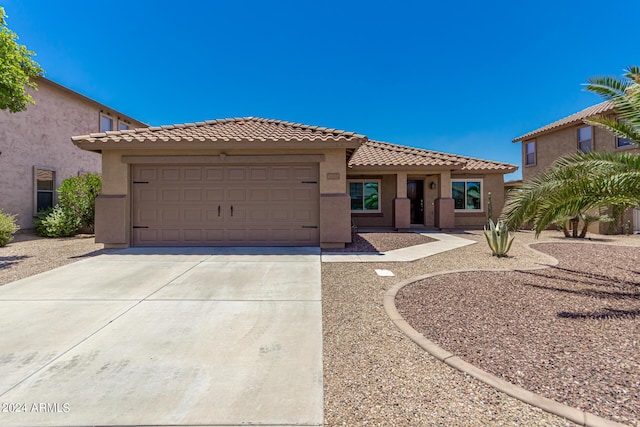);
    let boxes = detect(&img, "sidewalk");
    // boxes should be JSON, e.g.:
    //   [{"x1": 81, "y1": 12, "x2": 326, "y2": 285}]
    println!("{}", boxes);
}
[{"x1": 321, "y1": 232, "x2": 476, "y2": 263}]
